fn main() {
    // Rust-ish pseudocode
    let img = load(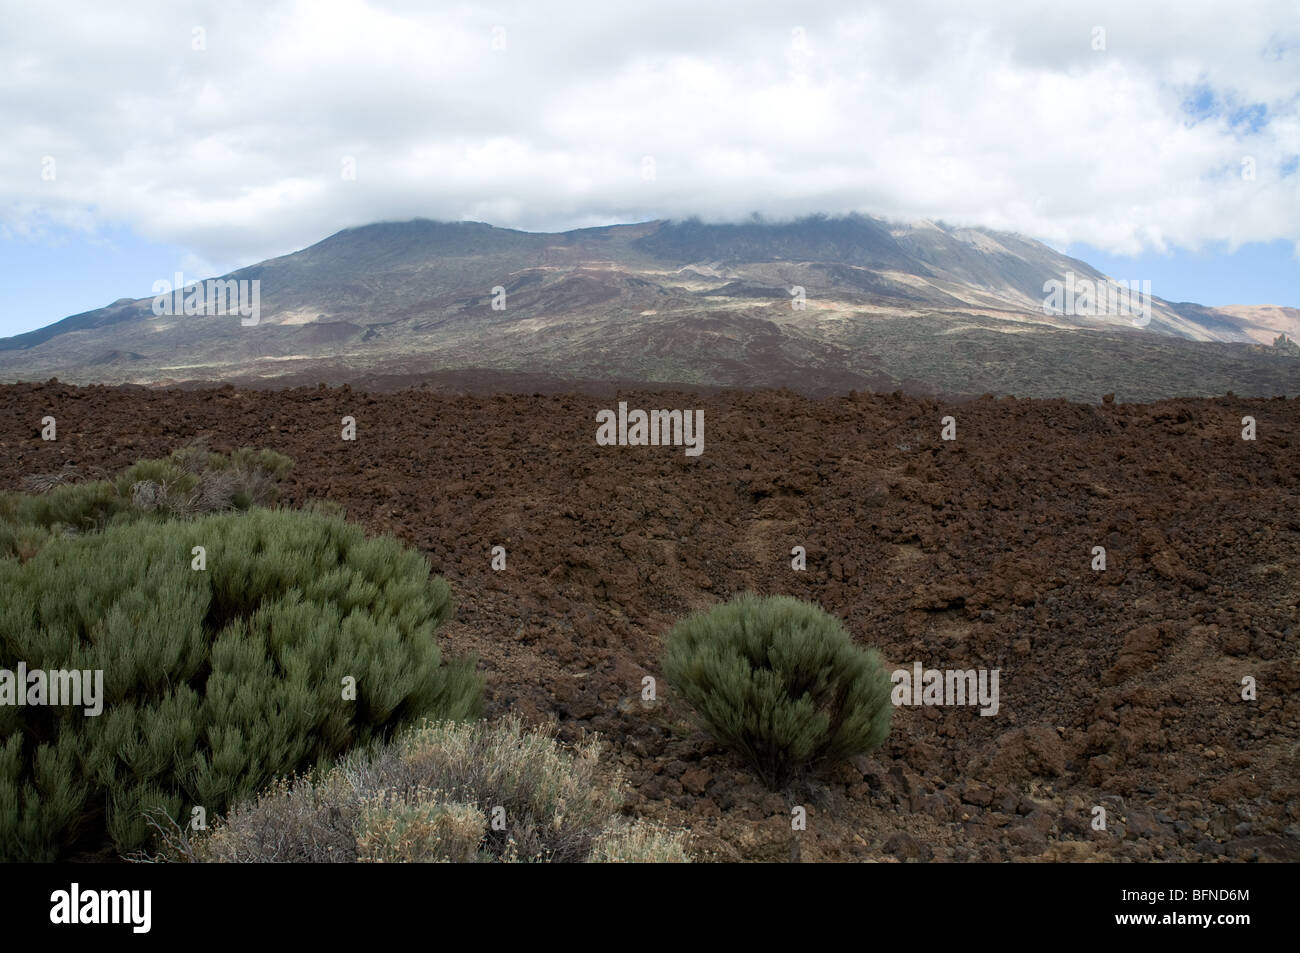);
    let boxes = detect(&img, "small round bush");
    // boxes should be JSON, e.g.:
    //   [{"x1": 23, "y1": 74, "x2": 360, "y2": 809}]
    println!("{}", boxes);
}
[
  {"x1": 663, "y1": 593, "x2": 893, "y2": 789},
  {"x1": 0, "y1": 507, "x2": 481, "y2": 861}
]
